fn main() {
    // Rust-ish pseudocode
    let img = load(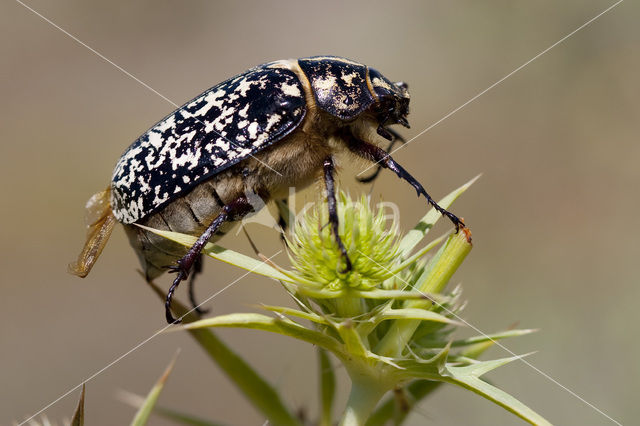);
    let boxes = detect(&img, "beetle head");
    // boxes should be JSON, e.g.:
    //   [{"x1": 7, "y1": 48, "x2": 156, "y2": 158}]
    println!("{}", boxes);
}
[{"x1": 368, "y1": 68, "x2": 410, "y2": 141}]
